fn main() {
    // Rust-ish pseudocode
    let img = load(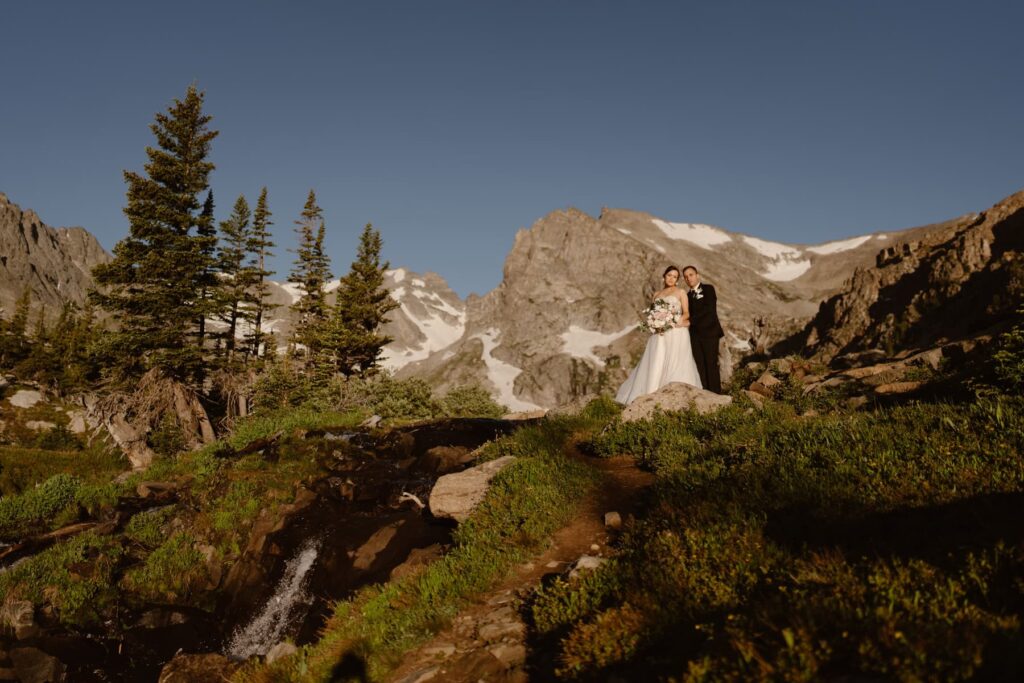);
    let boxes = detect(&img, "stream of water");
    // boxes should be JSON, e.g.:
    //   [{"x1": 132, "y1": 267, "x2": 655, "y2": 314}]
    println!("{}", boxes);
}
[{"x1": 224, "y1": 537, "x2": 322, "y2": 660}]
